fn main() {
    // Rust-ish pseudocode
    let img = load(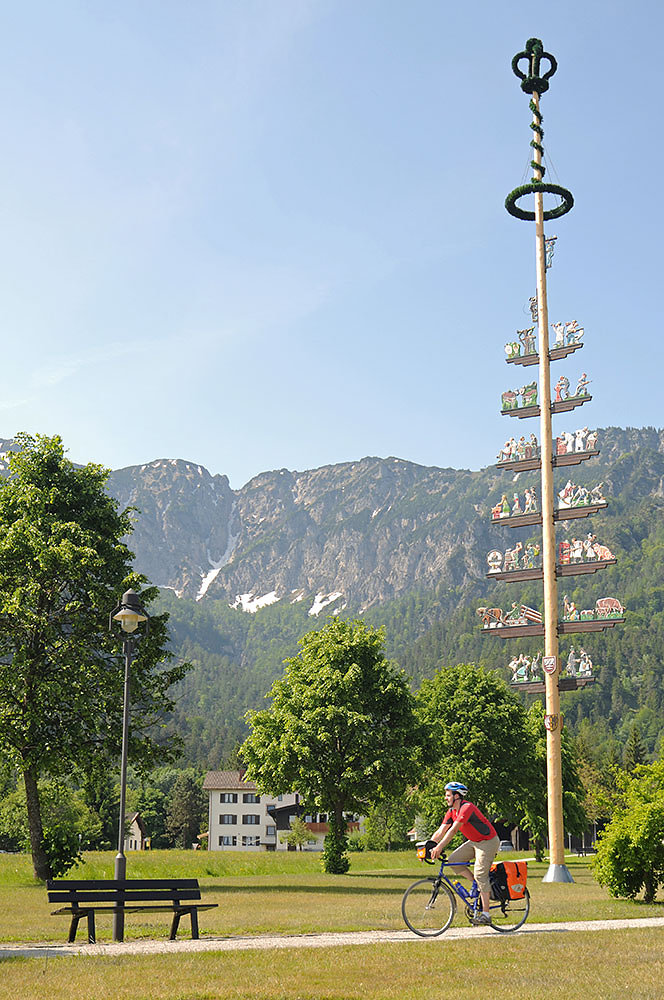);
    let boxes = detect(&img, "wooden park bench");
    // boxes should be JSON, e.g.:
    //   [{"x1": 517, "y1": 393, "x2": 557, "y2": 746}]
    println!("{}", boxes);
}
[{"x1": 47, "y1": 878, "x2": 218, "y2": 943}]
